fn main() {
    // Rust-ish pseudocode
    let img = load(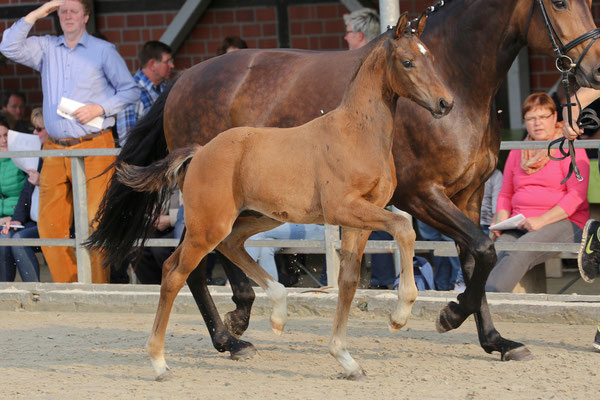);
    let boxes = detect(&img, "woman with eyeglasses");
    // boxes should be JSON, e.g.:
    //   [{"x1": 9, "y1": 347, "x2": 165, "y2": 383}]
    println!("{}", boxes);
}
[
  {"x1": 485, "y1": 92, "x2": 590, "y2": 293},
  {"x1": 0, "y1": 107, "x2": 46, "y2": 282}
]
